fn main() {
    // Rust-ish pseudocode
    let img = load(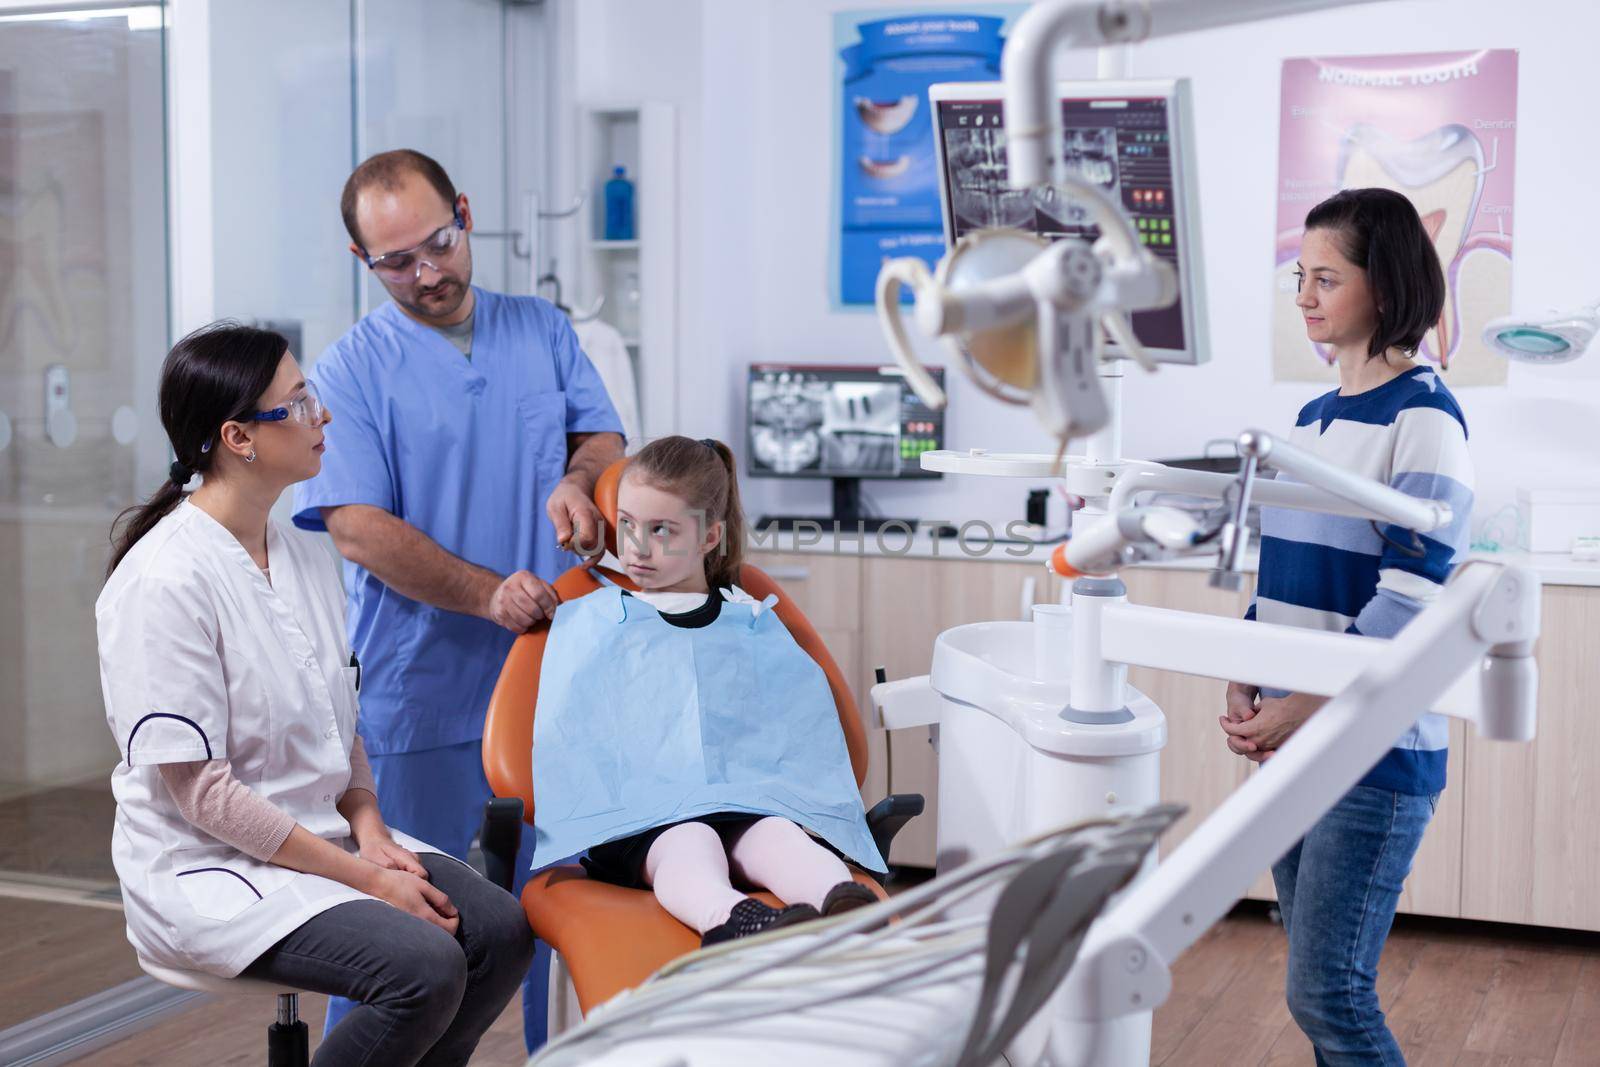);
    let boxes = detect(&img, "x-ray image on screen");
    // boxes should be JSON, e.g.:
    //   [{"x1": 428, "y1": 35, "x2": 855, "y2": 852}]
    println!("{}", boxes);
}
[
  {"x1": 1036, "y1": 126, "x2": 1121, "y2": 234},
  {"x1": 943, "y1": 126, "x2": 1034, "y2": 233},
  {"x1": 746, "y1": 363, "x2": 945, "y2": 481},
  {"x1": 749, "y1": 376, "x2": 827, "y2": 474},
  {"x1": 820, "y1": 382, "x2": 900, "y2": 474}
]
